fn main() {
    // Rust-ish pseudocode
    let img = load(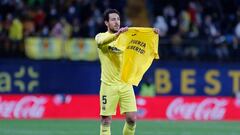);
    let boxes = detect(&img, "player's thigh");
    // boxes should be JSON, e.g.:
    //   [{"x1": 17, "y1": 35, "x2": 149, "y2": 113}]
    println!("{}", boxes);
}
[
  {"x1": 100, "y1": 83, "x2": 119, "y2": 115},
  {"x1": 119, "y1": 84, "x2": 137, "y2": 114}
]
